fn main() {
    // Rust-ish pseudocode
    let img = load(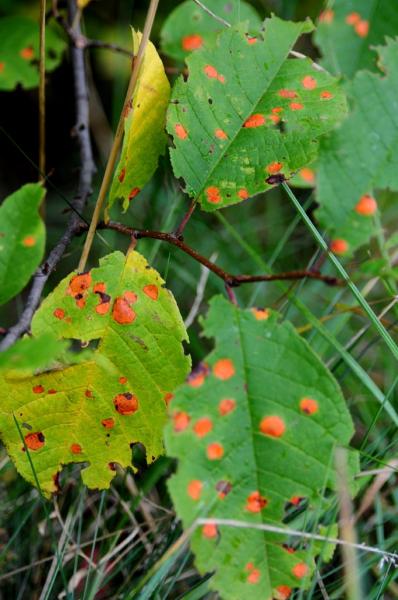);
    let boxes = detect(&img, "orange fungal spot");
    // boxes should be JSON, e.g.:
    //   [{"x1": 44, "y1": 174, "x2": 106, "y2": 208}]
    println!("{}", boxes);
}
[
  {"x1": 289, "y1": 496, "x2": 303, "y2": 506},
  {"x1": 278, "y1": 89, "x2": 297, "y2": 99},
  {"x1": 269, "y1": 114, "x2": 281, "y2": 124},
  {"x1": 193, "y1": 417, "x2": 213, "y2": 438},
  {"x1": 207, "y1": 442, "x2": 224, "y2": 460},
  {"x1": 22, "y1": 235, "x2": 36, "y2": 247},
  {"x1": 219, "y1": 398, "x2": 236, "y2": 416},
  {"x1": 276, "y1": 585, "x2": 292, "y2": 599},
  {"x1": 330, "y1": 238, "x2": 349, "y2": 255},
  {"x1": 272, "y1": 107, "x2": 283, "y2": 114},
  {"x1": 113, "y1": 392, "x2": 139, "y2": 416},
  {"x1": 292, "y1": 563, "x2": 309, "y2": 578},
  {"x1": 24, "y1": 432, "x2": 45, "y2": 451},
  {"x1": 245, "y1": 491, "x2": 268, "y2": 512},
  {"x1": 346, "y1": 12, "x2": 361, "y2": 25},
  {"x1": 302, "y1": 75, "x2": 317, "y2": 90},
  {"x1": 33, "y1": 385, "x2": 44, "y2": 394},
  {"x1": 247, "y1": 568, "x2": 261, "y2": 584},
  {"x1": 202, "y1": 523, "x2": 218, "y2": 538},
  {"x1": 299, "y1": 167, "x2": 315, "y2": 183},
  {"x1": 204, "y1": 65, "x2": 218, "y2": 79},
  {"x1": 68, "y1": 272, "x2": 91, "y2": 297},
  {"x1": 173, "y1": 411, "x2": 190, "y2": 432},
  {"x1": 319, "y1": 9, "x2": 334, "y2": 23},
  {"x1": 85, "y1": 389, "x2": 93, "y2": 398},
  {"x1": 247, "y1": 36, "x2": 257, "y2": 44},
  {"x1": 320, "y1": 90, "x2": 333, "y2": 100},
  {"x1": 215, "y1": 128, "x2": 228, "y2": 139},
  {"x1": 0, "y1": 62, "x2": 4, "y2": 73},
  {"x1": 20, "y1": 46, "x2": 34, "y2": 60},
  {"x1": 266, "y1": 162, "x2": 283, "y2": 175},
  {"x1": 300, "y1": 397, "x2": 318, "y2": 415},
  {"x1": 238, "y1": 188, "x2": 249, "y2": 200},
  {"x1": 182, "y1": 34, "x2": 203, "y2": 51},
  {"x1": 47, "y1": 389, "x2": 57, "y2": 394},
  {"x1": 187, "y1": 480, "x2": 202, "y2": 500},
  {"x1": 164, "y1": 392, "x2": 174, "y2": 405},
  {"x1": 206, "y1": 186, "x2": 221, "y2": 204},
  {"x1": 119, "y1": 376, "x2": 128, "y2": 384},
  {"x1": 244, "y1": 114, "x2": 265, "y2": 128},
  {"x1": 112, "y1": 297, "x2": 136, "y2": 325},
  {"x1": 123, "y1": 291, "x2": 137, "y2": 304},
  {"x1": 290, "y1": 102, "x2": 304, "y2": 111},
  {"x1": 213, "y1": 358, "x2": 235, "y2": 380},
  {"x1": 102, "y1": 418, "x2": 115, "y2": 429},
  {"x1": 143, "y1": 284, "x2": 158, "y2": 300},
  {"x1": 175, "y1": 123, "x2": 188, "y2": 140},
  {"x1": 129, "y1": 187, "x2": 140, "y2": 201},
  {"x1": 118, "y1": 167, "x2": 126, "y2": 183},
  {"x1": 217, "y1": 74, "x2": 225, "y2": 83},
  {"x1": 355, "y1": 20, "x2": 369, "y2": 37},
  {"x1": 355, "y1": 194, "x2": 377, "y2": 216},
  {"x1": 251, "y1": 307, "x2": 270, "y2": 320},
  {"x1": 260, "y1": 415, "x2": 285, "y2": 437},
  {"x1": 70, "y1": 443, "x2": 82, "y2": 454},
  {"x1": 53, "y1": 308, "x2": 65, "y2": 320}
]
